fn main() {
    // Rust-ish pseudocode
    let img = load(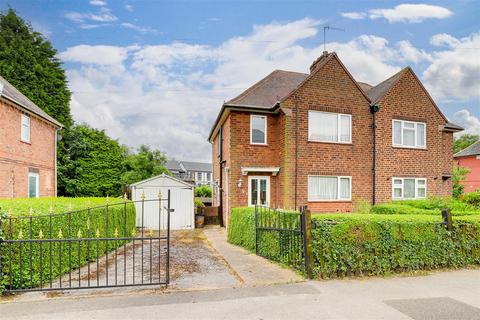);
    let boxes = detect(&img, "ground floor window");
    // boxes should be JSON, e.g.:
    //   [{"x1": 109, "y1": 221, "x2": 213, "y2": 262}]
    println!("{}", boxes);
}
[
  {"x1": 248, "y1": 176, "x2": 270, "y2": 206},
  {"x1": 392, "y1": 177, "x2": 426, "y2": 200},
  {"x1": 28, "y1": 172, "x2": 39, "y2": 198},
  {"x1": 308, "y1": 176, "x2": 351, "y2": 201}
]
